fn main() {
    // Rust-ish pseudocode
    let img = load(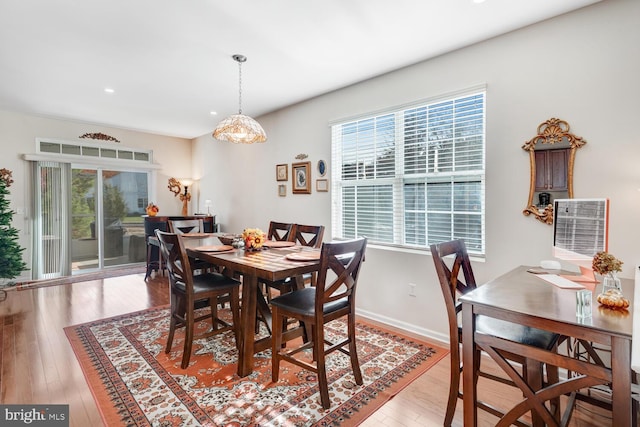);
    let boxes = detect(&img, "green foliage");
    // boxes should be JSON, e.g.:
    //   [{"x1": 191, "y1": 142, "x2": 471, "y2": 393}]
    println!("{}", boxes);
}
[
  {"x1": 0, "y1": 178, "x2": 27, "y2": 280},
  {"x1": 103, "y1": 184, "x2": 126, "y2": 224},
  {"x1": 71, "y1": 170, "x2": 96, "y2": 239}
]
